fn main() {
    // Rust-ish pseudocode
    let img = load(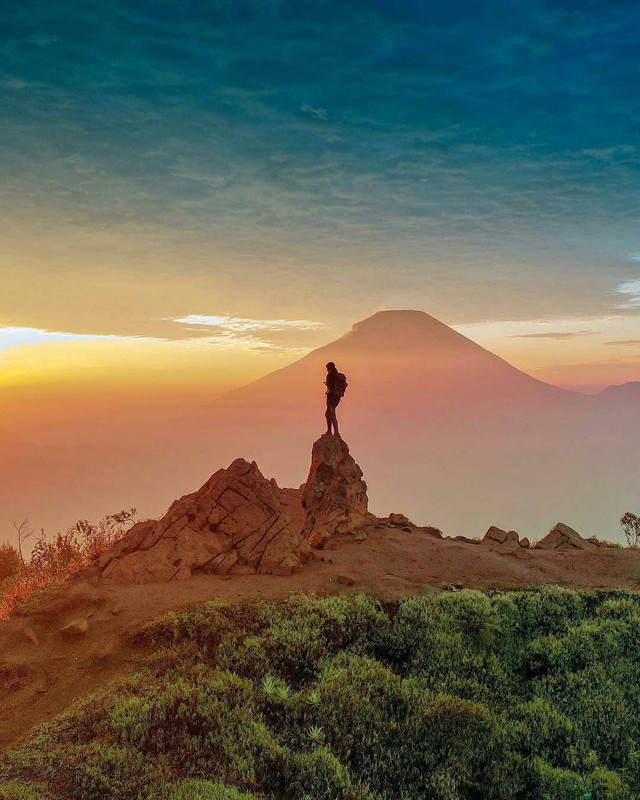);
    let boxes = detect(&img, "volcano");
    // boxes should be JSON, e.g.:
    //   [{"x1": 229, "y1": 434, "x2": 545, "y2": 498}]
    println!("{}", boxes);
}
[
  {"x1": 2, "y1": 310, "x2": 637, "y2": 543},
  {"x1": 196, "y1": 311, "x2": 635, "y2": 541}
]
